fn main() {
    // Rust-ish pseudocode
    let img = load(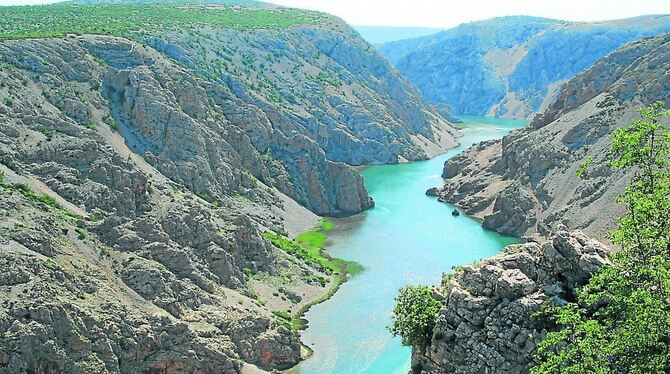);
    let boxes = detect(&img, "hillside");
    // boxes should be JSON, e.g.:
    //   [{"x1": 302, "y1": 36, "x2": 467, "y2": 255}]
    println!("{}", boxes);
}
[
  {"x1": 379, "y1": 15, "x2": 670, "y2": 118},
  {"x1": 0, "y1": 2, "x2": 457, "y2": 373},
  {"x1": 409, "y1": 34, "x2": 670, "y2": 374},
  {"x1": 435, "y1": 34, "x2": 670, "y2": 241}
]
